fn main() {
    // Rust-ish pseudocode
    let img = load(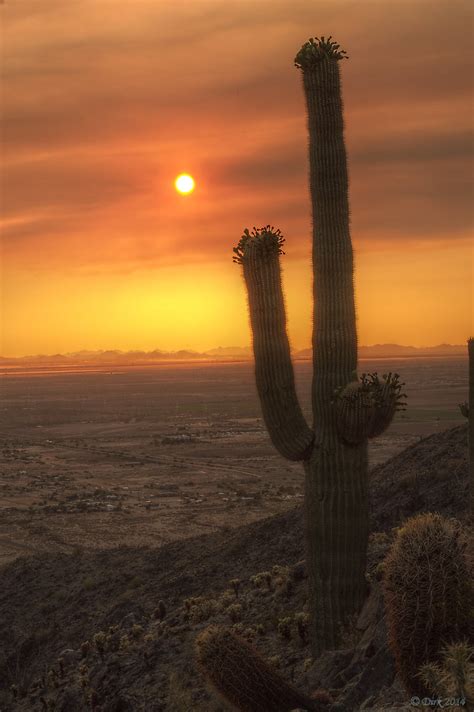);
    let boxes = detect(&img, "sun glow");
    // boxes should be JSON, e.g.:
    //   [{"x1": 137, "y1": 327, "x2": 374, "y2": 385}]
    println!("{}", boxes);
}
[{"x1": 174, "y1": 173, "x2": 195, "y2": 194}]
